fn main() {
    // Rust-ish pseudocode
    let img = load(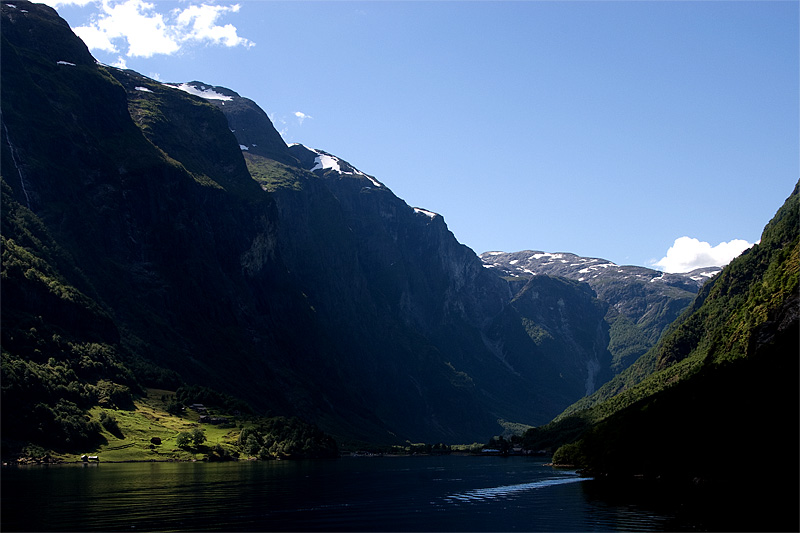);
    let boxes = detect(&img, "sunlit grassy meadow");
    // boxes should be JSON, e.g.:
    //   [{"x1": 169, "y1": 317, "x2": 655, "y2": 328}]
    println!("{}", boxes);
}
[{"x1": 52, "y1": 389, "x2": 241, "y2": 463}]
